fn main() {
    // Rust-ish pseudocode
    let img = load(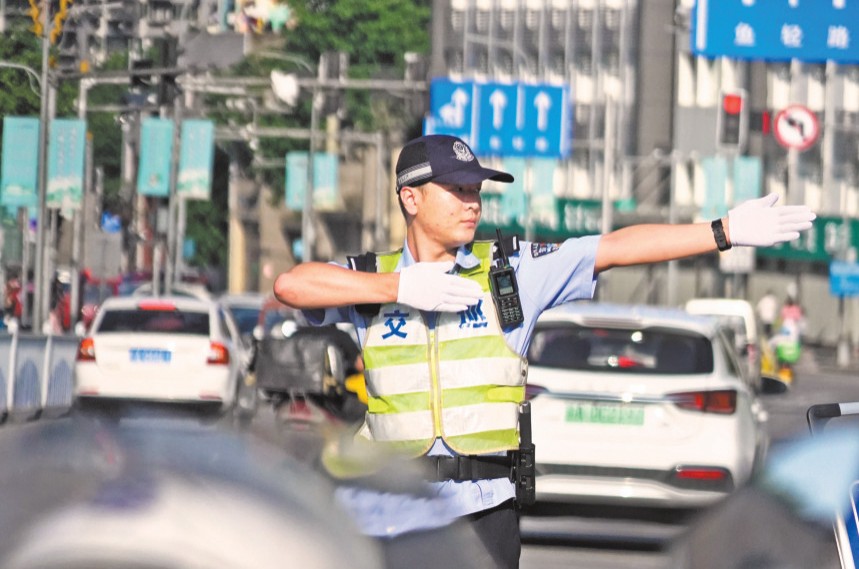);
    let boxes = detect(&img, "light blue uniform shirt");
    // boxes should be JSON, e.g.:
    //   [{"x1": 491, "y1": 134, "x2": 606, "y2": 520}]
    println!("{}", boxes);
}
[{"x1": 306, "y1": 235, "x2": 600, "y2": 537}]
